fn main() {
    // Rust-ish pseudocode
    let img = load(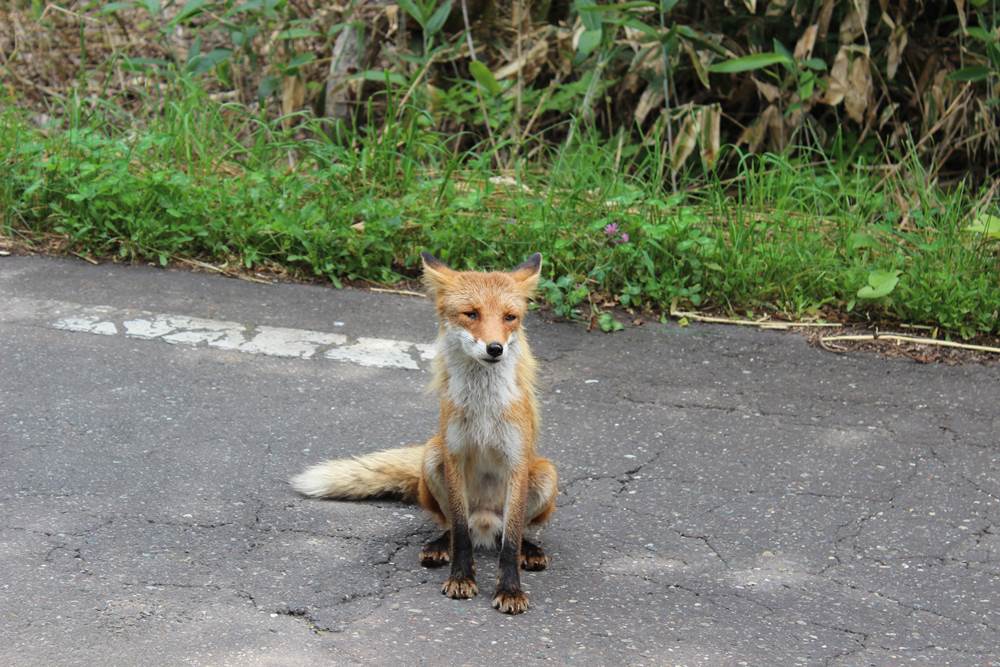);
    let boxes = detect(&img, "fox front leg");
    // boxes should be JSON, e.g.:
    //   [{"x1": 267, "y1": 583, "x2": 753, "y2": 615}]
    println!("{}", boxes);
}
[
  {"x1": 441, "y1": 458, "x2": 477, "y2": 599},
  {"x1": 492, "y1": 474, "x2": 529, "y2": 614}
]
